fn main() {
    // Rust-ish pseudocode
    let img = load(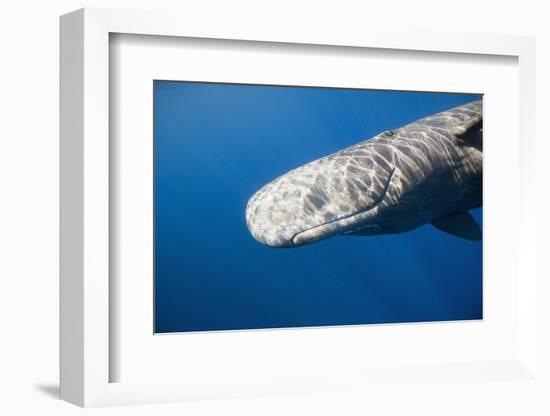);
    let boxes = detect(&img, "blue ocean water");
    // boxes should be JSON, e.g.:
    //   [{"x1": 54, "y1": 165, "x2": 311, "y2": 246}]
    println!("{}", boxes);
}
[{"x1": 154, "y1": 81, "x2": 483, "y2": 333}]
